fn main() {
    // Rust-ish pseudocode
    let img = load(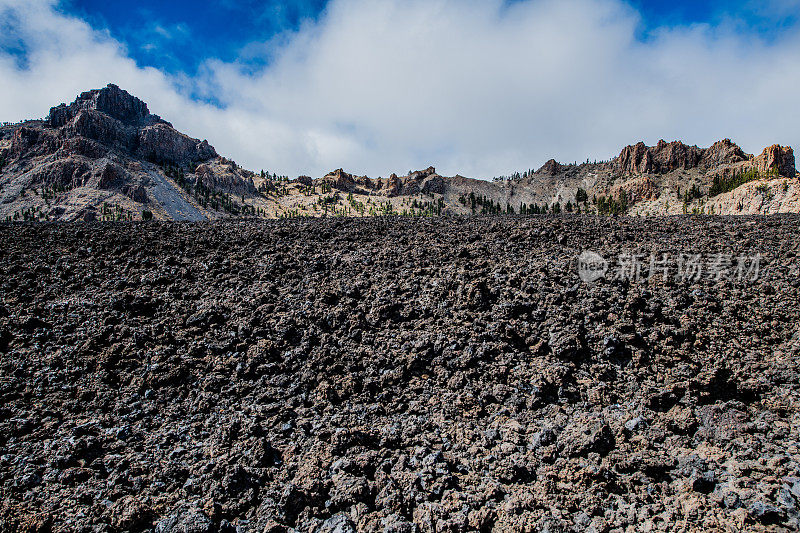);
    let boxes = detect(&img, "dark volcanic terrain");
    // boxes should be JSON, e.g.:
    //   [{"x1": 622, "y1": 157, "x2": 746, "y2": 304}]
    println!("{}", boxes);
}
[{"x1": 1, "y1": 216, "x2": 800, "y2": 532}]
